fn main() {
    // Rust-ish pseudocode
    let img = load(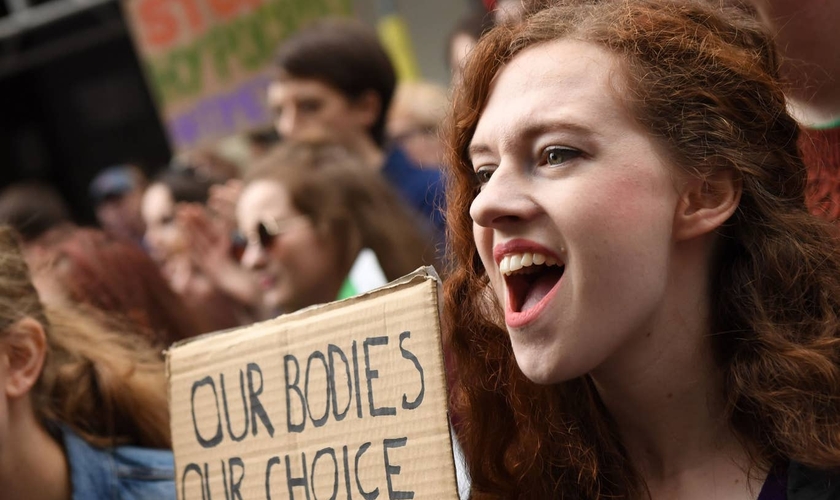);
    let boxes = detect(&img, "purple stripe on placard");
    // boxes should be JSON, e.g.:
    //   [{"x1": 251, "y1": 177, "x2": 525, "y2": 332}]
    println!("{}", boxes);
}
[{"x1": 167, "y1": 74, "x2": 272, "y2": 150}]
